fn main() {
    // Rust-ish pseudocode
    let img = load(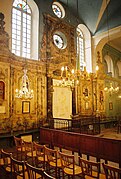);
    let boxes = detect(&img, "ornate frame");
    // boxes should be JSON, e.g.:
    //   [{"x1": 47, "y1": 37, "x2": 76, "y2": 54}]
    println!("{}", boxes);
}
[{"x1": 22, "y1": 101, "x2": 30, "y2": 114}]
